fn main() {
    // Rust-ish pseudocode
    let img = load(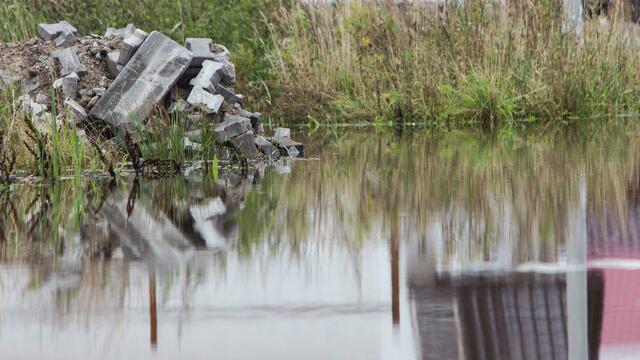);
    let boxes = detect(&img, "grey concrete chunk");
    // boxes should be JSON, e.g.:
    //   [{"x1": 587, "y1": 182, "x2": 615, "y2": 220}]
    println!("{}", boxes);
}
[
  {"x1": 189, "y1": 60, "x2": 224, "y2": 92},
  {"x1": 215, "y1": 84, "x2": 243, "y2": 106},
  {"x1": 64, "y1": 98, "x2": 87, "y2": 123},
  {"x1": 21, "y1": 76, "x2": 40, "y2": 93},
  {"x1": 213, "y1": 114, "x2": 251, "y2": 143},
  {"x1": 20, "y1": 95, "x2": 47, "y2": 117},
  {"x1": 185, "y1": 38, "x2": 215, "y2": 67},
  {"x1": 54, "y1": 31, "x2": 77, "y2": 47},
  {"x1": 185, "y1": 129, "x2": 202, "y2": 142},
  {"x1": 211, "y1": 44, "x2": 232, "y2": 63},
  {"x1": 37, "y1": 21, "x2": 78, "y2": 41},
  {"x1": 274, "y1": 127, "x2": 291, "y2": 139},
  {"x1": 230, "y1": 131, "x2": 257, "y2": 159},
  {"x1": 53, "y1": 47, "x2": 87, "y2": 77},
  {"x1": 35, "y1": 94, "x2": 49, "y2": 104},
  {"x1": 220, "y1": 62, "x2": 236, "y2": 85},
  {"x1": 254, "y1": 135, "x2": 279, "y2": 159},
  {"x1": 106, "y1": 51, "x2": 122, "y2": 78},
  {"x1": 93, "y1": 87, "x2": 106, "y2": 96},
  {"x1": 169, "y1": 99, "x2": 191, "y2": 114},
  {"x1": 274, "y1": 137, "x2": 305, "y2": 157},
  {"x1": 118, "y1": 29, "x2": 148, "y2": 65},
  {"x1": 124, "y1": 24, "x2": 137, "y2": 39},
  {"x1": 90, "y1": 31, "x2": 193, "y2": 129},
  {"x1": 61, "y1": 72, "x2": 79, "y2": 99},
  {"x1": 183, "y1": 137, "x2": 202, "y2": 152},
  {"x1": 187, "y1": 86, "x2": 224, "y2": 114}
]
